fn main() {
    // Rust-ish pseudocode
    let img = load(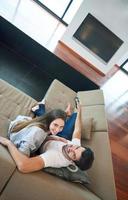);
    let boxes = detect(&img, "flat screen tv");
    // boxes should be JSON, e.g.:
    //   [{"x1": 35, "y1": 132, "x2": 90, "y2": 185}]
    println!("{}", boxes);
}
[{"x1": 73, "y1": 13, "x2": 123, "y2": 63}]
